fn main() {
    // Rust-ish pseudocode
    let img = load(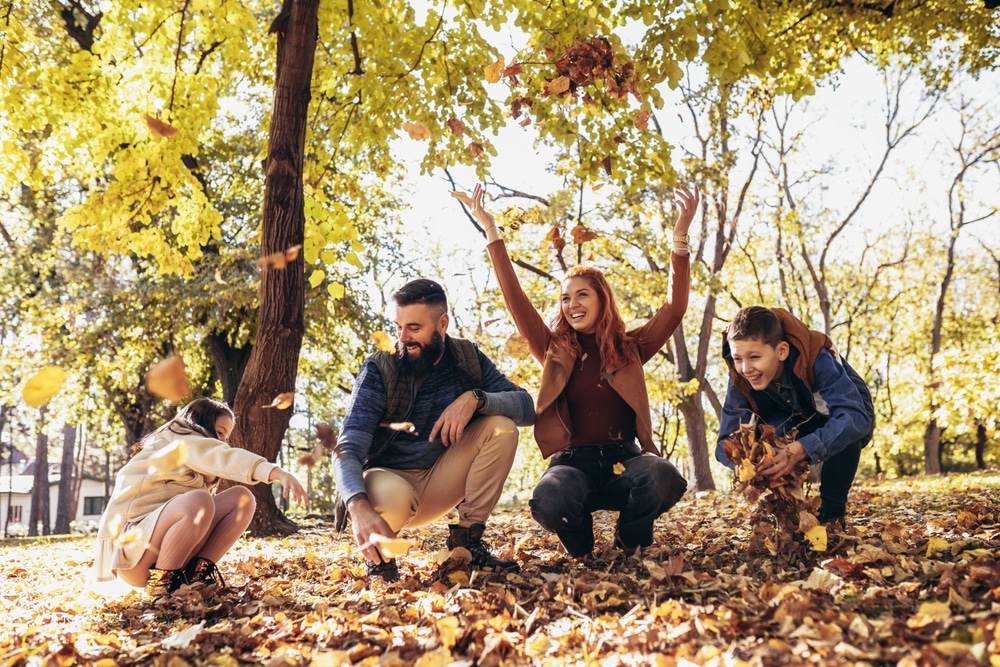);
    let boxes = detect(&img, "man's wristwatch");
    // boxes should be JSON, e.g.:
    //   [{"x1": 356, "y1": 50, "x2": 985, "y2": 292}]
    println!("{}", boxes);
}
[{"x1": 472, "y1": 388, "x2": 487, "y2": 412}]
